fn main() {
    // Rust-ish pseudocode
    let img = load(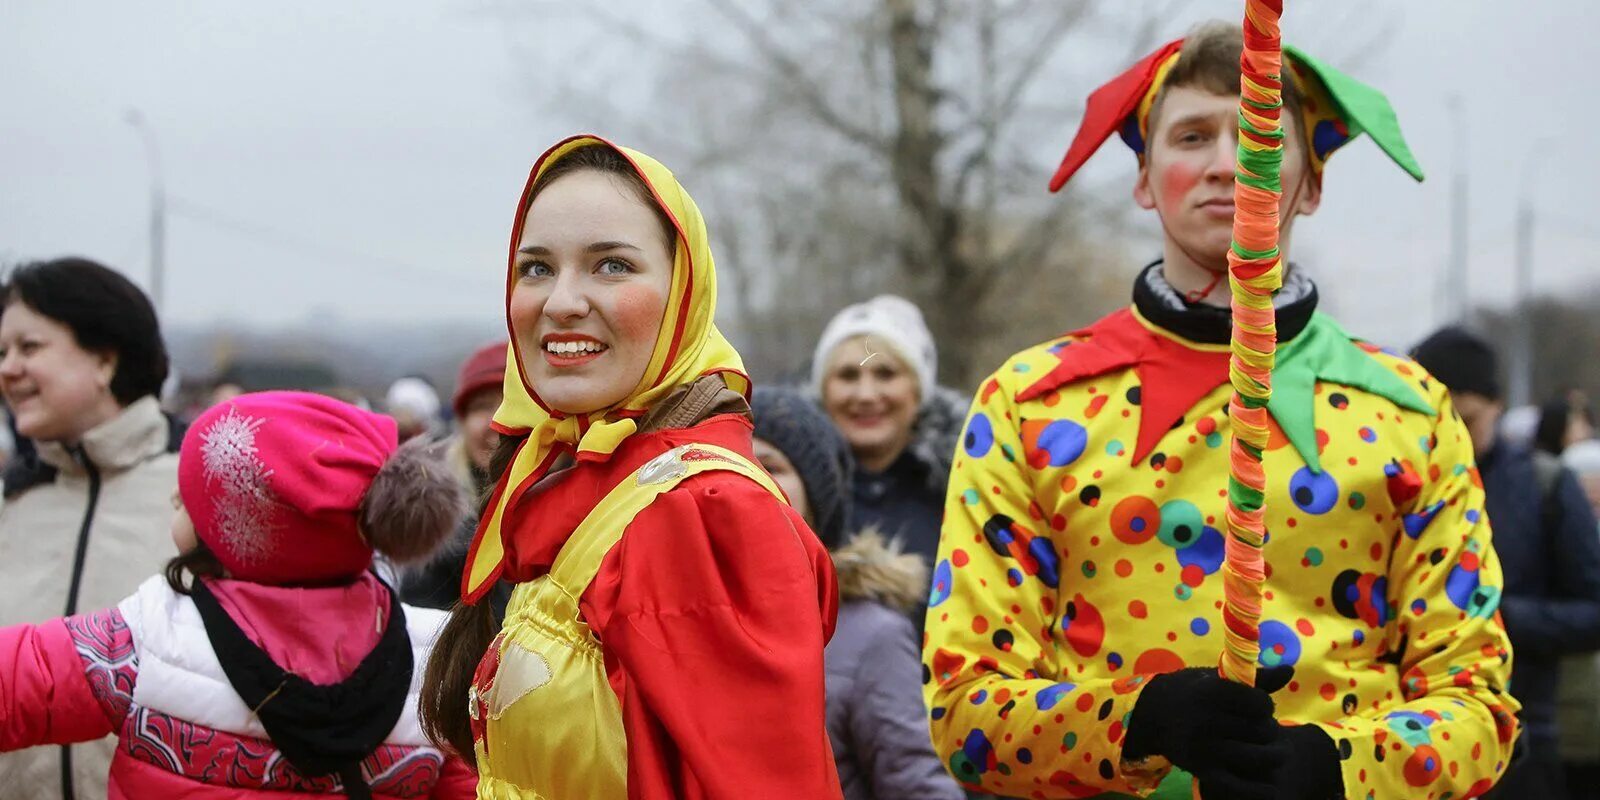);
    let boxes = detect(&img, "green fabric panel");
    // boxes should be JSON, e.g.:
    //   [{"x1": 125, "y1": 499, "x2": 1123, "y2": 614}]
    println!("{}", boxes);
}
[
  {"x1": 1091, "y1": 768, "x2": 1196, "y2": 800},
  {"x1": 1269, "y1": 314, "x2": 1435, "y2": 474}
]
